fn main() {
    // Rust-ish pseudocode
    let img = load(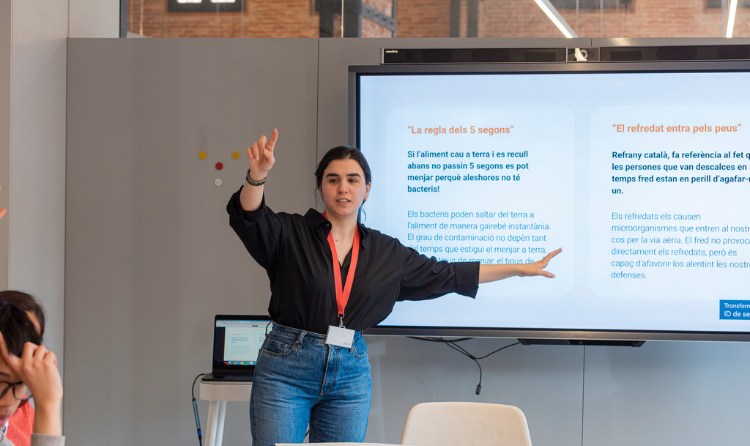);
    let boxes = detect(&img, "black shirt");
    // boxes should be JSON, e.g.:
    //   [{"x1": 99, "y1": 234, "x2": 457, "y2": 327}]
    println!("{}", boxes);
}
[{"x1": 227, "y1": 188, "x2": 480, "y2": 334}]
